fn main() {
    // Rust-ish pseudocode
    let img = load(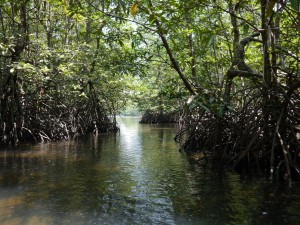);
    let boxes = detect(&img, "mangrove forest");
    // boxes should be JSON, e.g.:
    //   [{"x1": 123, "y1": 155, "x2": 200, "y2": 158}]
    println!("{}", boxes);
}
[{"x1": 0, "y1": 0, "x2": 300, "y2": 182}]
